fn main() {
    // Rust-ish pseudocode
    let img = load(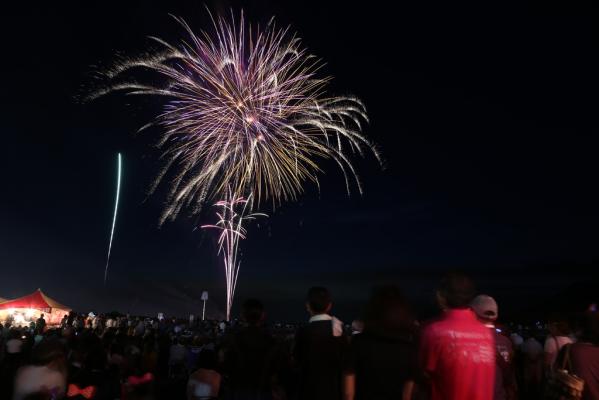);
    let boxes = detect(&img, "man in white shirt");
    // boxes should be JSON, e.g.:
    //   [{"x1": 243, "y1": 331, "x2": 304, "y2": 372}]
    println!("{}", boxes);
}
[{"x1": 294, "y1": 287, "x2": 348, "y2": 400}]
